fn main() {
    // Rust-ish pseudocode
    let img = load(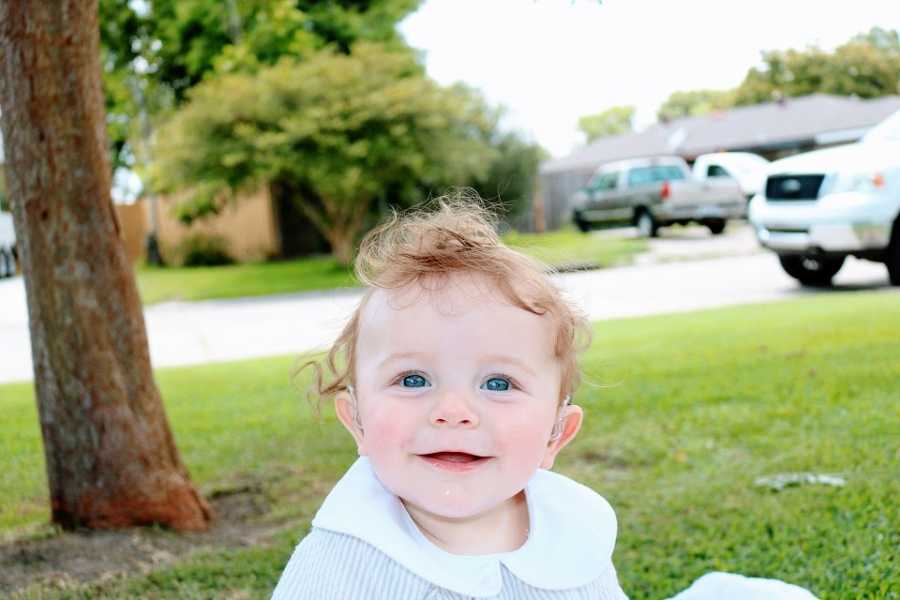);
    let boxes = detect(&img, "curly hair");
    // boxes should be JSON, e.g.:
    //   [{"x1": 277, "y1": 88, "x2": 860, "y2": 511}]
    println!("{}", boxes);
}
[{"x1": 296, "y1": 192, "x2": 592, "y2": 408}]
